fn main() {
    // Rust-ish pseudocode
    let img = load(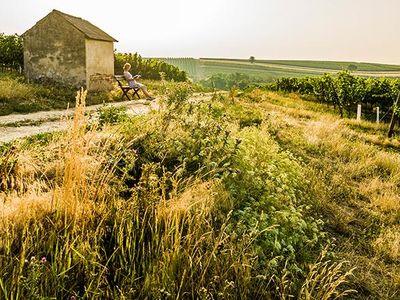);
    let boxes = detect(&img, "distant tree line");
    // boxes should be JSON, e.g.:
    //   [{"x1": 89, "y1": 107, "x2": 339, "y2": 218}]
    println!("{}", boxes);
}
[
  {"x1": 114, "y1": 52, "x2": 187, "y2": 82},
  {"x1": 269, "y1": 71, "x2": 400, "y2": 120},
  {"x1": 199, "y1": 73, "x2": 265, "y2": 90},
  {"x1": 0, "y1": 33, "x2": 23, "y2": 71}
]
